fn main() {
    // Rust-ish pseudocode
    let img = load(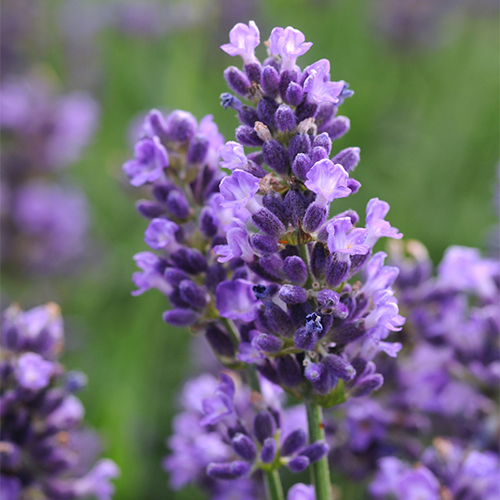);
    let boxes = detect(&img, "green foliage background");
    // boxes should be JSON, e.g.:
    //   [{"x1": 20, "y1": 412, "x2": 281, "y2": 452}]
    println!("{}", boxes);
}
[{"x1": 4, "y1": 0, "x2": 498, "y2": 498}]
